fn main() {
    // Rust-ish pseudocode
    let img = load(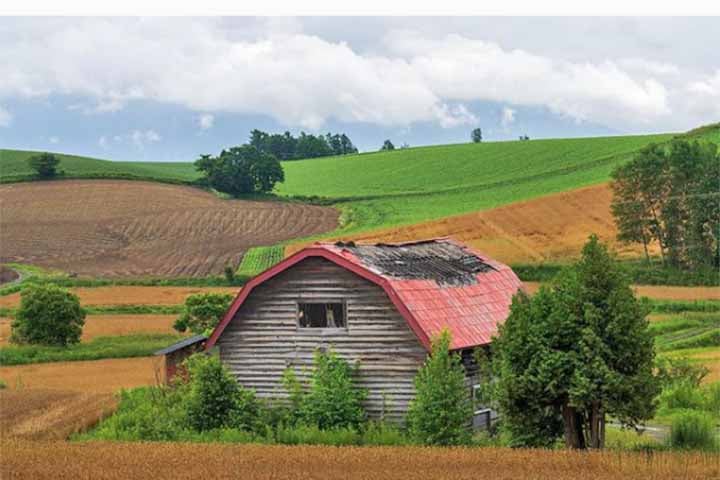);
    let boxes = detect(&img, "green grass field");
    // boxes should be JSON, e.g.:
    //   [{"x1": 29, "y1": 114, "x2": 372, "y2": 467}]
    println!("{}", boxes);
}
[{"x1": 4, "y1": 125, "x2": 718, "y2": 238}]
